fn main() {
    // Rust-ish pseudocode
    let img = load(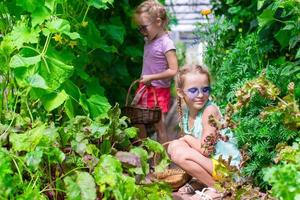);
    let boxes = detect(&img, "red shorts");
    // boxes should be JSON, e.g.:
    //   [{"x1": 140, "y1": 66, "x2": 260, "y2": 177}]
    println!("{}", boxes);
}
[{"x1": 135, "y1": 83, "x2": 170, "y2": 113}]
